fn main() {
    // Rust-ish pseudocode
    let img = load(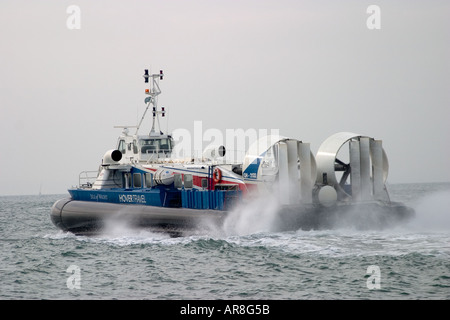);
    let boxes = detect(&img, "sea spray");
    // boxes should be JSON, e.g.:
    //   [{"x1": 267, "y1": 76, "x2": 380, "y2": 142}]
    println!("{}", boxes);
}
[
  {"x1": 99, "y1": 210, "x2": 170, "y2": 241},
  {"x1": 222, "y1": 192, "x2": 281, "y2": 236},
  {"x1": 407, "y1": 190, "x2": 450, "y2": 232}
]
